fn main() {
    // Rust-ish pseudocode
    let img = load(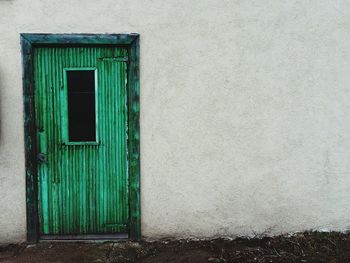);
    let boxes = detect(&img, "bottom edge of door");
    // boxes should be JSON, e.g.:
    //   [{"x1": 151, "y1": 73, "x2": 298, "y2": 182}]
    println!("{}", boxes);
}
[{"x1": 40, "y1": 233, "x2": 129, "y2": 241}]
